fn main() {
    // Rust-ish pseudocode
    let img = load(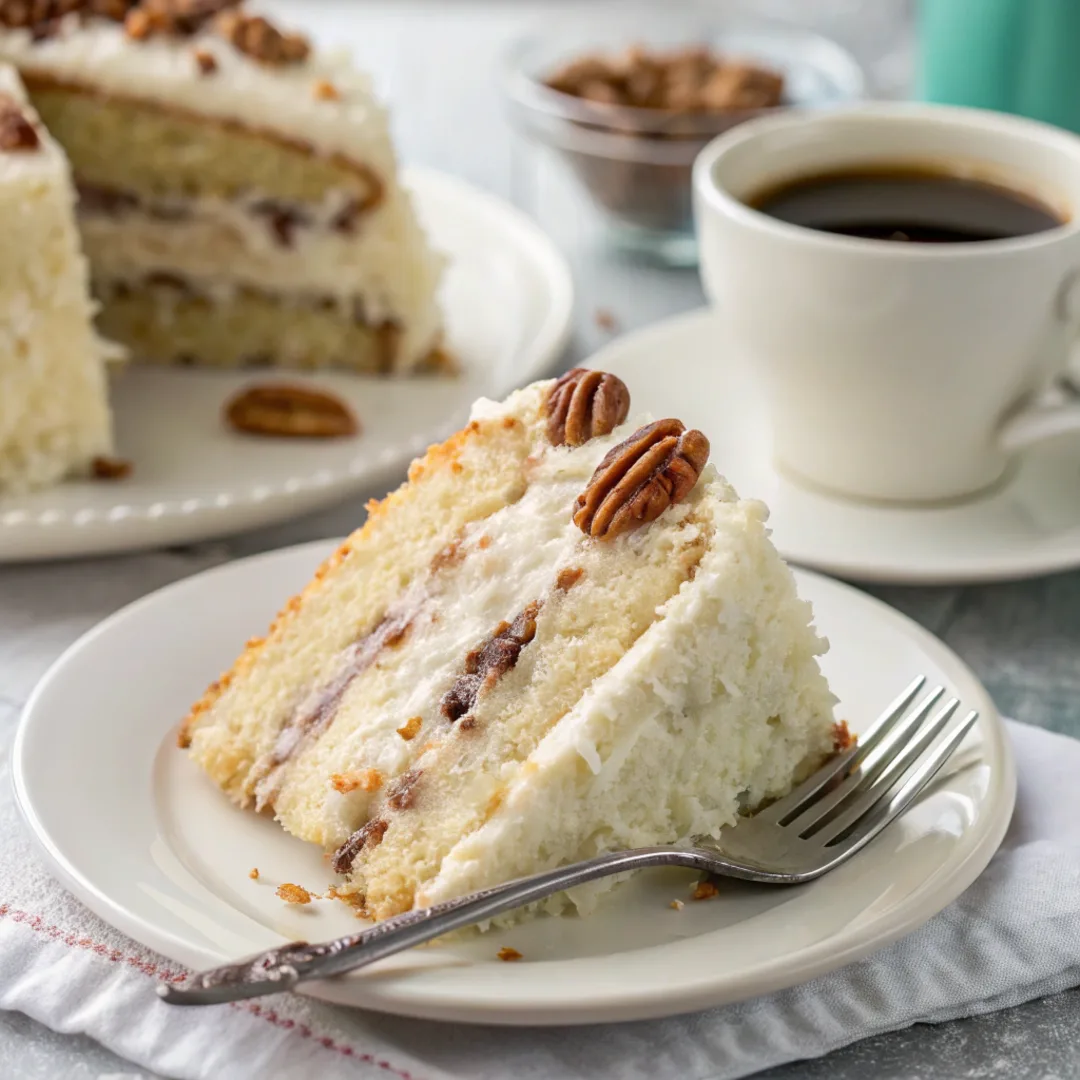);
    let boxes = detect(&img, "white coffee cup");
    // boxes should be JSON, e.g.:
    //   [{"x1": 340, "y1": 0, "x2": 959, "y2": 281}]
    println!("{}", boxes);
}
[{"x1": 693, "y1": 102, "x2": 1080, "y2": 503}]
